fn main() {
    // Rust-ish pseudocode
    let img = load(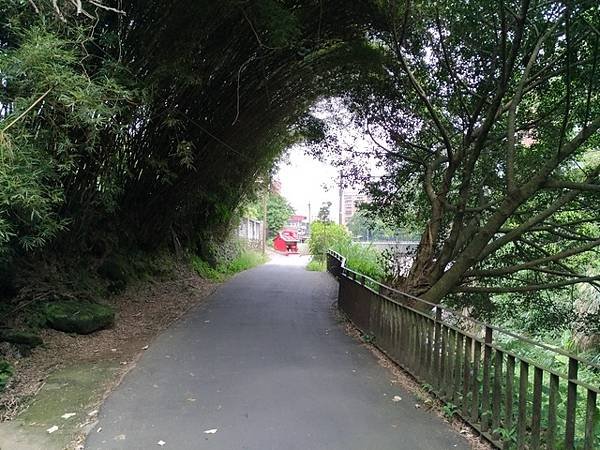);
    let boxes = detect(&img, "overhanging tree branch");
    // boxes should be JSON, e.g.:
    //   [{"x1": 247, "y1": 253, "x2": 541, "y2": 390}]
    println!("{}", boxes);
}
[
  {"x1": 468, "y1": 238, "x2": 600, "y2": 277},
  {"x1": 542, "y1": 180, "x2": 600, "y2": 192},
  {"x1": 456, "y1": 275, "x2": 600, "y2": 293}
]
